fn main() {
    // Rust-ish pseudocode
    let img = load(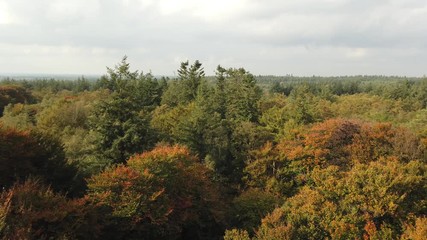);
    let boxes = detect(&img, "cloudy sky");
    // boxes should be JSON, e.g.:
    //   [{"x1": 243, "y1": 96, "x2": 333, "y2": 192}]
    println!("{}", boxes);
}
[{"x1": 0, "y1": 0, "x2": 426, "y2": 76}]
